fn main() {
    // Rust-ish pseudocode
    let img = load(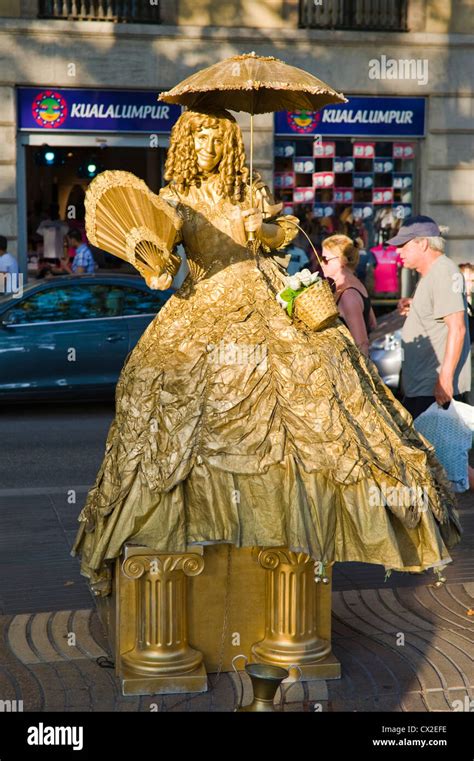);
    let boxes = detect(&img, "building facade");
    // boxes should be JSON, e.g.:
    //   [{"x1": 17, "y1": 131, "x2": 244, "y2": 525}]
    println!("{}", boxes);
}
[{"x1": 0, "y1": 0, "x2": 473, "y2": 274}]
